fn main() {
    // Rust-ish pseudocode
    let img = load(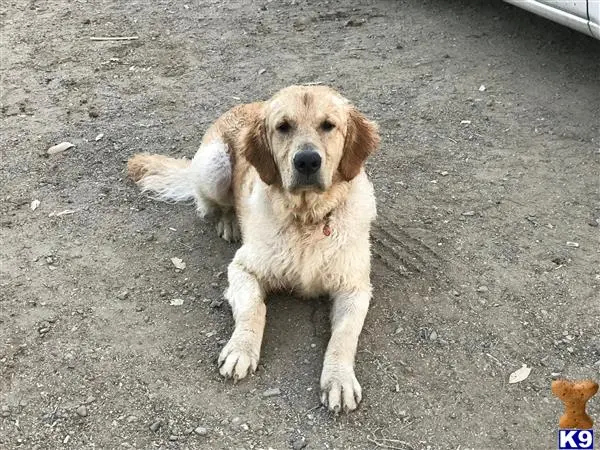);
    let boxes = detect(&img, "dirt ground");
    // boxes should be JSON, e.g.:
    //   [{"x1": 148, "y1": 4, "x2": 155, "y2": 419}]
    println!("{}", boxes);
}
[{"x1": 1, "y1": 0, "x2": 599, "y2": 449}]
